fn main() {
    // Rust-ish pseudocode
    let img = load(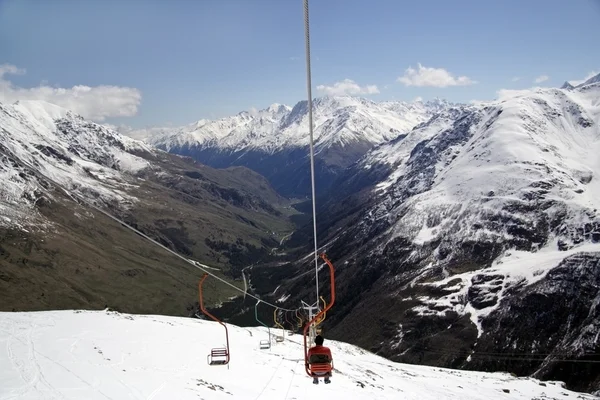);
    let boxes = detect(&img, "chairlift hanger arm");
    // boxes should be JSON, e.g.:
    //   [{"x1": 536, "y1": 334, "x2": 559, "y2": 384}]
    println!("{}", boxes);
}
[
  {"x1": 273, "y1": 309, "x2": 285, "y2": 330},
  {"x1": 199, "y1": 273, "x2": 230, "y2": 365},
  {"x1": 315, "y1": 296, "x2": 327, "y2": 326},
  {"x1": 255, "y1": 300, "x2": 271, "y2": 346}
]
